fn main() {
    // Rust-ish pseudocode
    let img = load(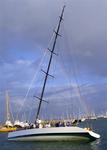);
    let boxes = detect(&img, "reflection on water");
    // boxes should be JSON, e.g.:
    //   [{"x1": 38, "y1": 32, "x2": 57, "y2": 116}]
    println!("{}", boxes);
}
[
  {"x1": 4, "y1": 140, "x2": 101, "y2": 150},
  {"x1": 90, "y1": 139, "x2": 101, "y2": 150}
]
